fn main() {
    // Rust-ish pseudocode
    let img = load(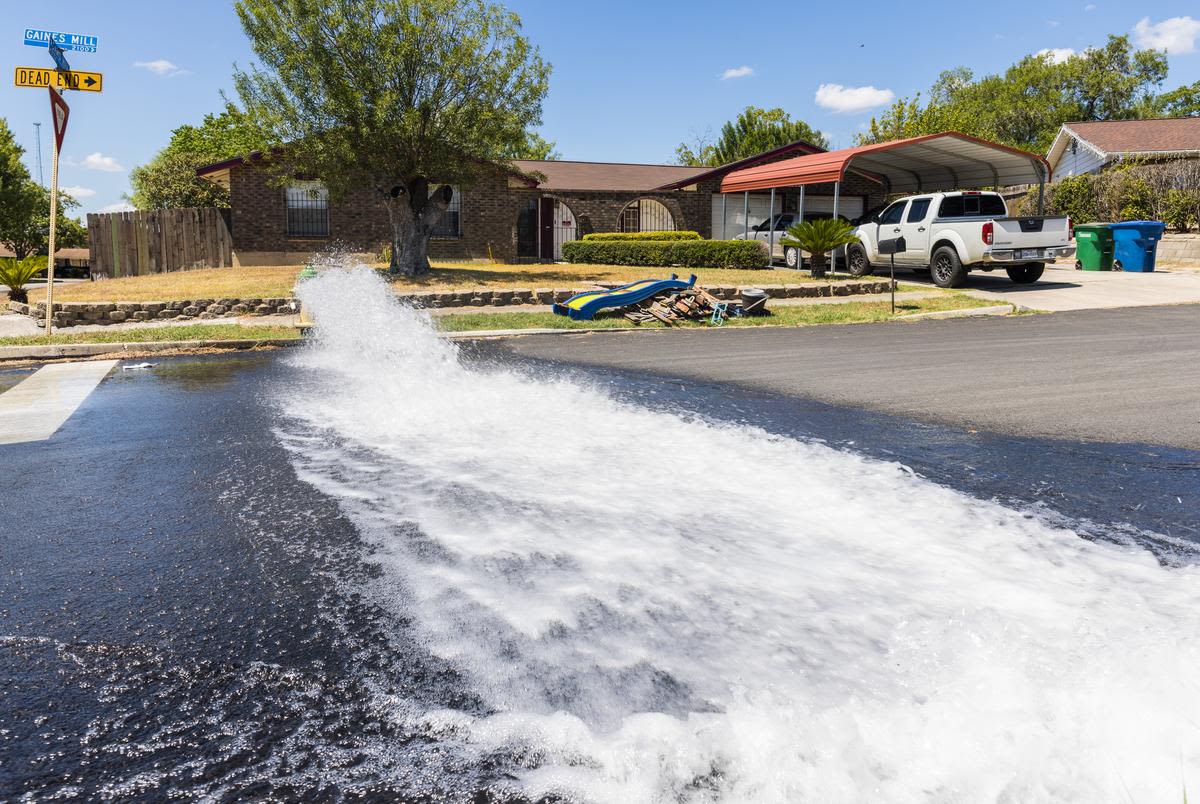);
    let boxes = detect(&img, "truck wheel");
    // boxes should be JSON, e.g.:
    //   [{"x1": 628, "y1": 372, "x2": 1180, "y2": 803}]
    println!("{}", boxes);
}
[
  {"x1": 930, "y1": 246, "x2": 967, "y2": 288},
  {"x1": 845, "y1": 243, "x2": 873, "y2": 277},
  {"x1": 1006, "y1": 263, "x2": 1045, "y2": 284},
  {"x1": 785, "y1": 247, "x2": 800, "y2": 269}
]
